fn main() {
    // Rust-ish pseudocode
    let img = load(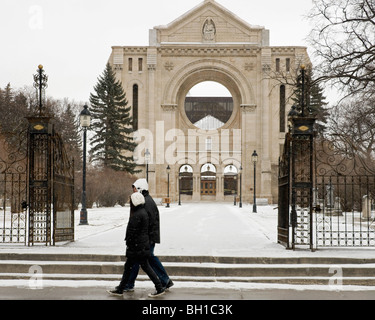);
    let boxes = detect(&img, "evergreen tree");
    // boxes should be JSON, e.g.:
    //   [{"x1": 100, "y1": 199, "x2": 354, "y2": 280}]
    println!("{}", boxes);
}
[
  {"x1": 56, "y1": 102, "x2": 82, "y2": 169},
  {"x1": 292, "y1": 69, "x2": 329, "y2": 132},
  {"x1": 89, "y1": 63, "x2": 138, "y2": 173},
  {"x1": 0, "y1": 84, "x2": 29, "y2": 142}
]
